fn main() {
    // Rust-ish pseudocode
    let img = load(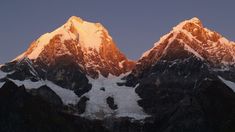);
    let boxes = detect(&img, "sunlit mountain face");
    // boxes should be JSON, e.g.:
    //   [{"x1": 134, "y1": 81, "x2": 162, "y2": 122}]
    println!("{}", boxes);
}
[
  {"x1": 14, "y1": 16, "x2": 135, "y2": 79},
  {"x1": 131, "y1": 17, "x2": 235, "y2": 79},
  {"x1": 0, "y1": 17, "x2": 235, "y2": 132}
]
